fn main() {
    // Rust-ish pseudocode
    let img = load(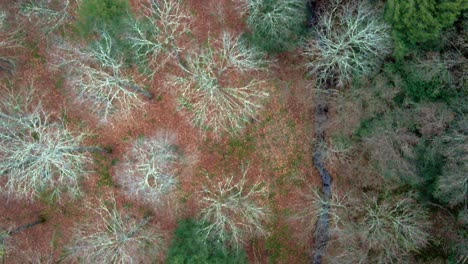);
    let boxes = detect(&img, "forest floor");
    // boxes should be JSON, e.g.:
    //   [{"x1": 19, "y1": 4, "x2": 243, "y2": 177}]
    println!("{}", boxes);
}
[{"x1": 0, "y1": 0, "x2": 323, "y2": 263}]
